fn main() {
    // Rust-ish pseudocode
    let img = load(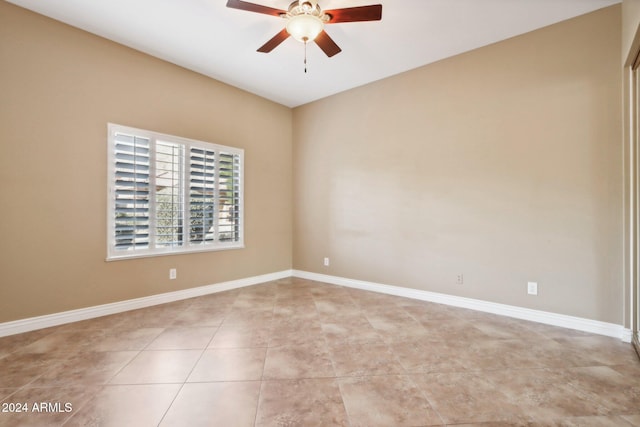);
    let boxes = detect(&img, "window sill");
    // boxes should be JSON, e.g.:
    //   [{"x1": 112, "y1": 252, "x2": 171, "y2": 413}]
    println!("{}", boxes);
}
[{"x1": 105, "y1": 242, "x2": 245, "y2": 262}]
